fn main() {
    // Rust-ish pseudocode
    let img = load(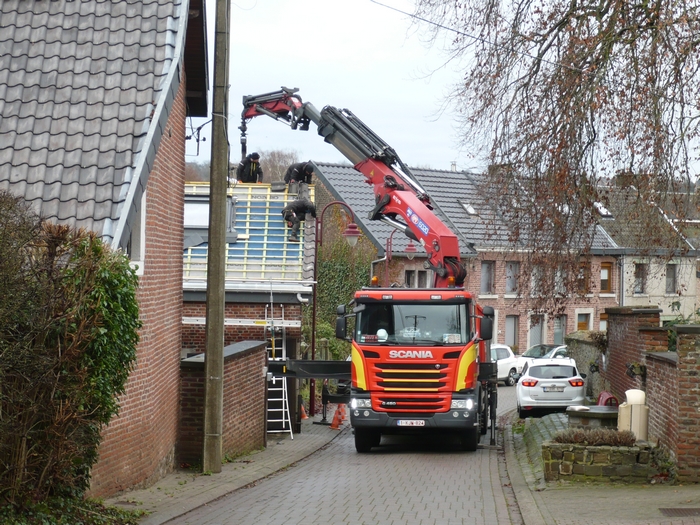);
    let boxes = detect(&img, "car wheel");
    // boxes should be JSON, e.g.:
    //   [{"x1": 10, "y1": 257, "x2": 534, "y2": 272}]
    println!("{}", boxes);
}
[
  {"x1": 460, "y1": 428, "x2": 479, "y2": 452},
  {"x1": 505, "y1": 369, "x2": 517, "y2": 387},
  {"x1": 517, "y1": 405, "x2": 527, "y2": 419}
]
